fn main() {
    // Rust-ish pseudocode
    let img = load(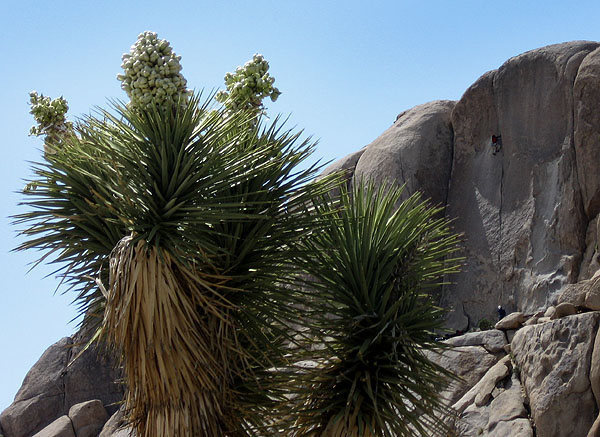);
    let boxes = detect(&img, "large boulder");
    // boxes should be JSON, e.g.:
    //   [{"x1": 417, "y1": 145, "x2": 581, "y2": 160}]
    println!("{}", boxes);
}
[
  {"x1": 0, "y1": 333, "x2": 122, "y2": 437},
  {"x1": 353, "y1": 100, "x2": 455, "y2": 206},
  {"x1": 511, "y1": 312, "x2": 600, "y2": 437},
  {"x1": 441, "y1": 41, "x2": 599, "y2": 329},
  {"x1": 324, "y1": 100, "x2": 455, "y2": 205}
]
